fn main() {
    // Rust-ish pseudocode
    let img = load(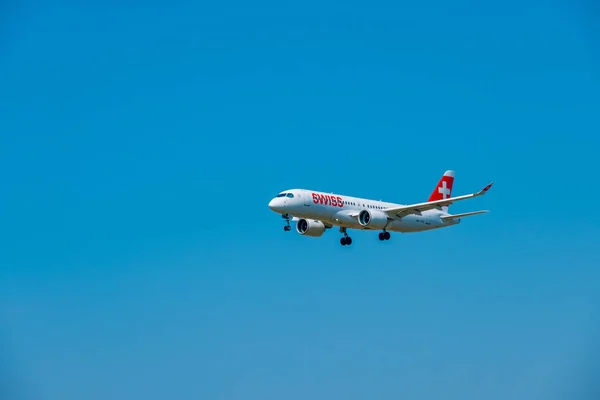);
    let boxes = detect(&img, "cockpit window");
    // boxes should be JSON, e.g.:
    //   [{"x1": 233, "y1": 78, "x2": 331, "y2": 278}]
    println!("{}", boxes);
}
[
  {"x1": 276, "y1": 193, "x2": 287, "y2": 197},
  {"x1": 286, "y1": 193, "x2": 294, "y2": 198}
]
